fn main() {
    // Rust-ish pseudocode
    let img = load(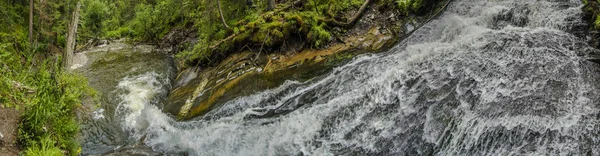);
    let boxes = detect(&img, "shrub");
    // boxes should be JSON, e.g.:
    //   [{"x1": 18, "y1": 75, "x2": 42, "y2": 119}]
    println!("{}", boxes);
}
[
  {"x1": 129, "y1": 4, "x2": 157, "y2": 41},
  {"x1": 82, "y1": 0, "x2": 108, "y2": 39},
  {"x1": 18, "y1": 63, "x2": 96, "y2": 156}
]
